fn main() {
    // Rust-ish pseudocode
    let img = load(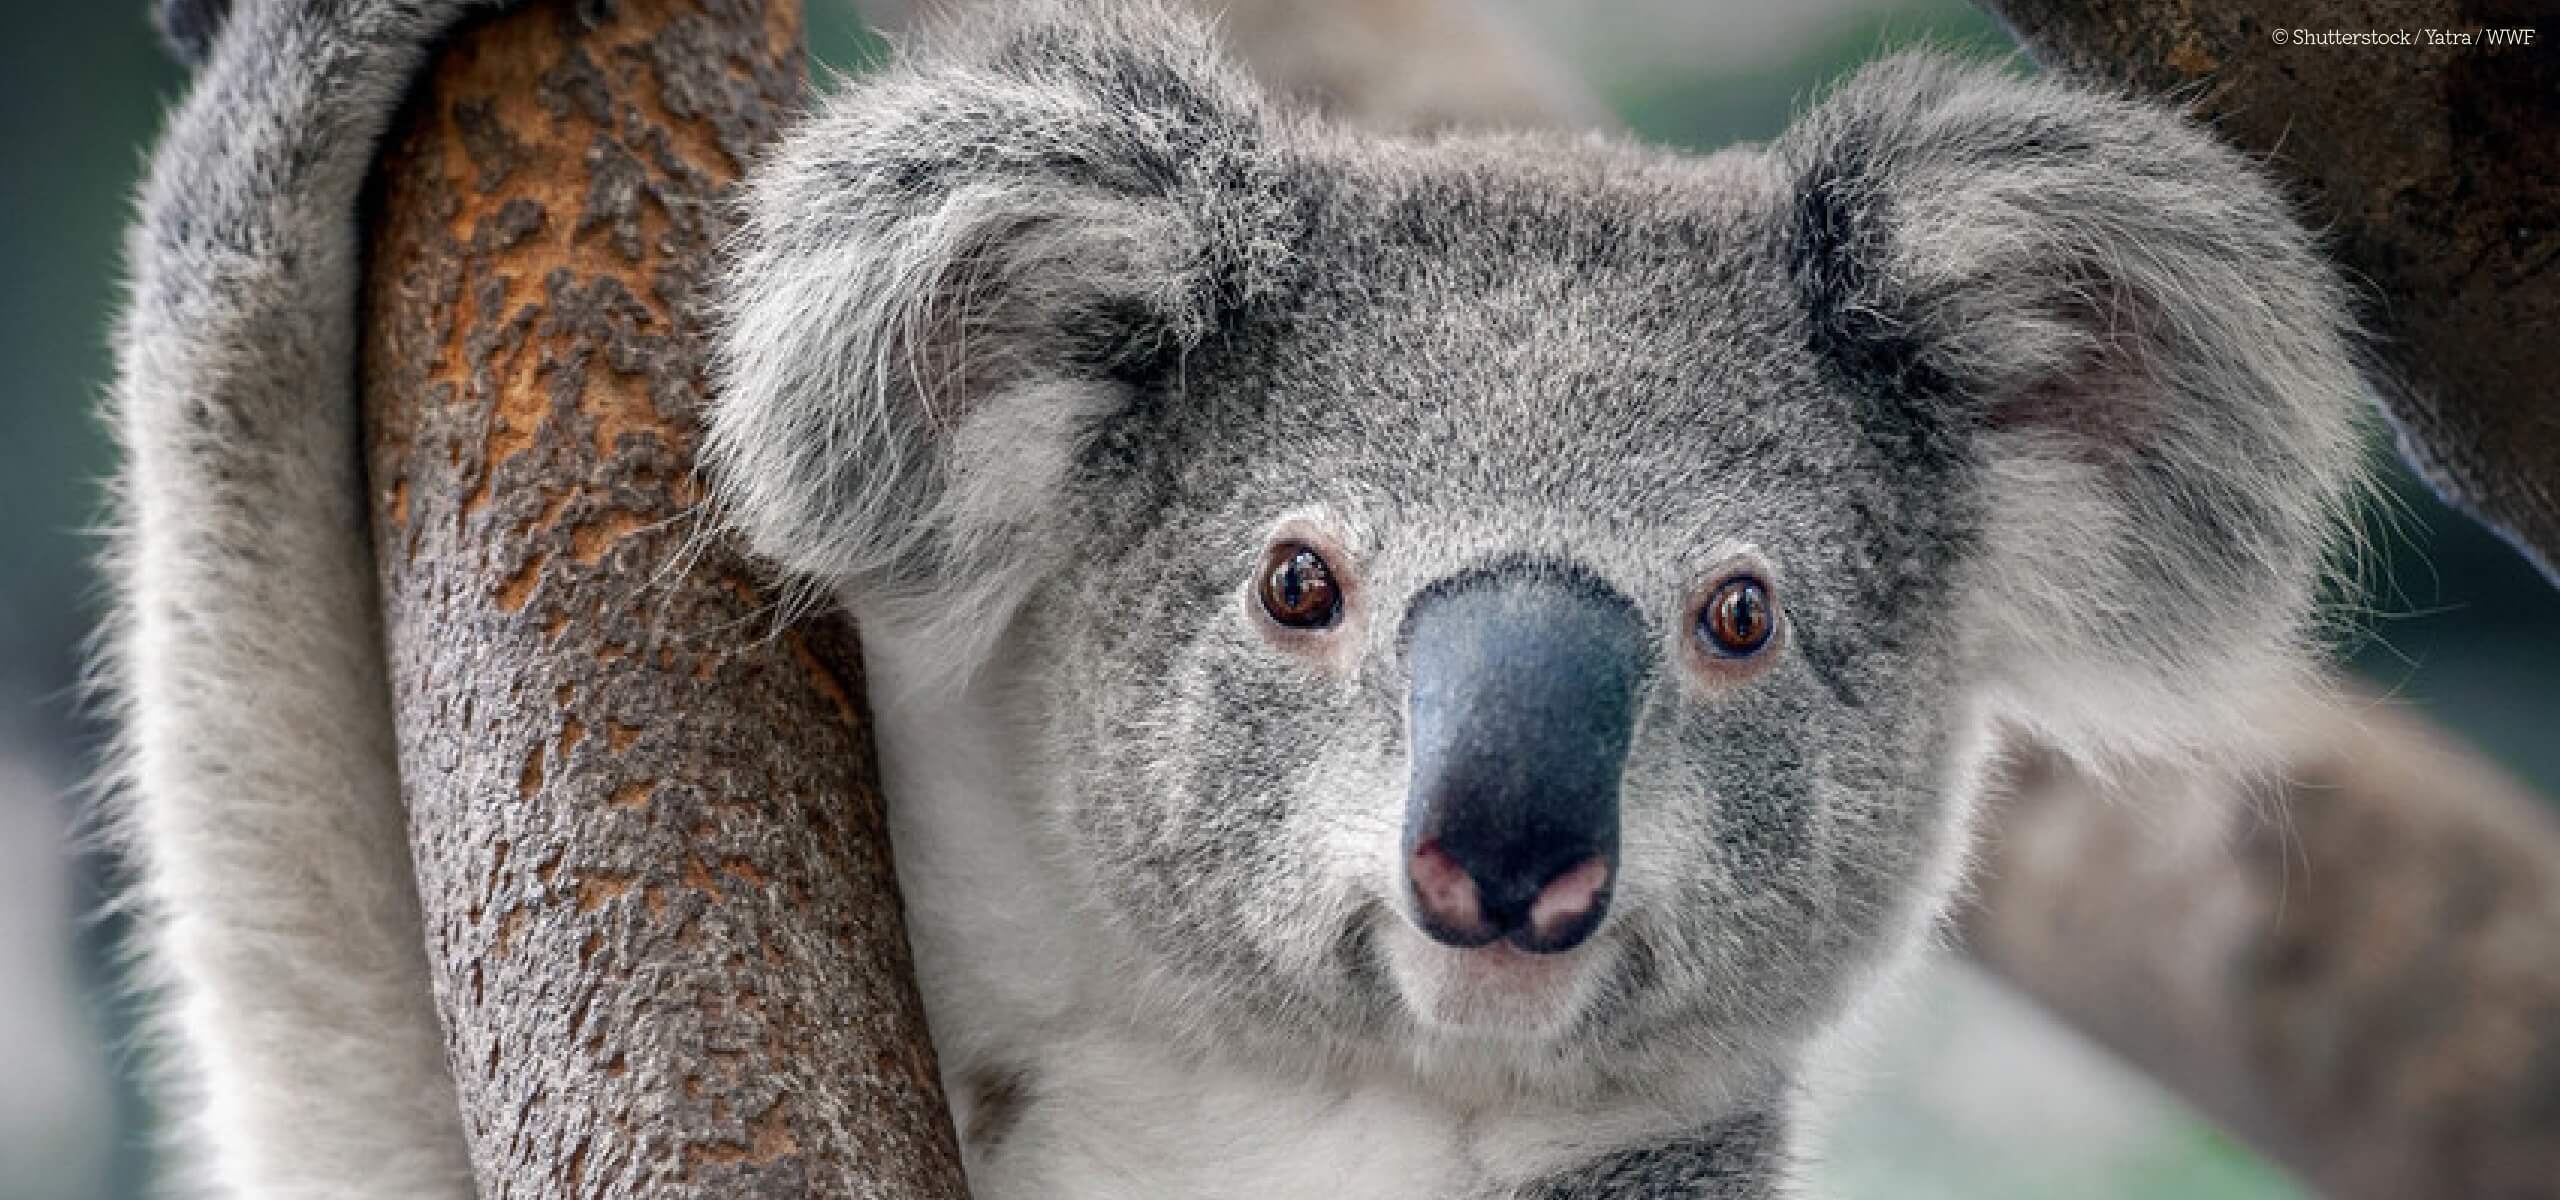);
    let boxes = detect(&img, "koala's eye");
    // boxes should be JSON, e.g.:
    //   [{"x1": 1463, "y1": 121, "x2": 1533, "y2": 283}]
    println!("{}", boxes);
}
[
  {"x1": 1698, "y1": 576, "x2": 1776, "y2": 657},
  {"x1": 1259, "y1": 542, "x2": 1342, "y2": 629}
]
